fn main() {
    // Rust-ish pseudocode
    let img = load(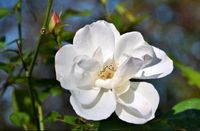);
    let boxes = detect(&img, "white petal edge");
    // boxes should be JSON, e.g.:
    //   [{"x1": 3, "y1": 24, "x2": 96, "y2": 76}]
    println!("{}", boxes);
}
[
  {"x1": 113, "y1": 56, "x2": 144, "y2": 80},
  {"x1": 70, "y1": 89, "x2": 116, "y2": 120},
  {"x1": 73, "y1": 20, "x2": 116, "y2": 62},
  {"x1": 116, "y1": 82, "x2": 159, "y2": 124},
  {"x1": 115, "y1": 31, "x2": 147, "y2": 63},
  {"x1": 107, "y1": 22, "x2": 120, "y2": 40},
  {"x1": 70, "y1": 87, "x2": 101, "y2": 105},
  {"x1": 135, "y1": 46, "x2": 174, "y2": 79},
  {"x1": 55, "y1": 44, "x2": 78, "y2": 90},
  {"x1": 133, "y1": 82, "x2": 159, "y2": 113}
]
